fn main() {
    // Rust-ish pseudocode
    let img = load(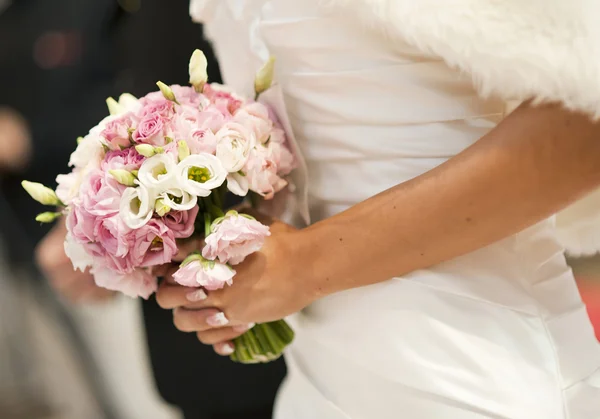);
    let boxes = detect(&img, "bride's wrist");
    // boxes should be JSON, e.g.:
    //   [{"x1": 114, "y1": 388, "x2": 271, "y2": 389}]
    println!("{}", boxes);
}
[{"x1": 297, "y1": 218, "x2": 355, "y2": 301}]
